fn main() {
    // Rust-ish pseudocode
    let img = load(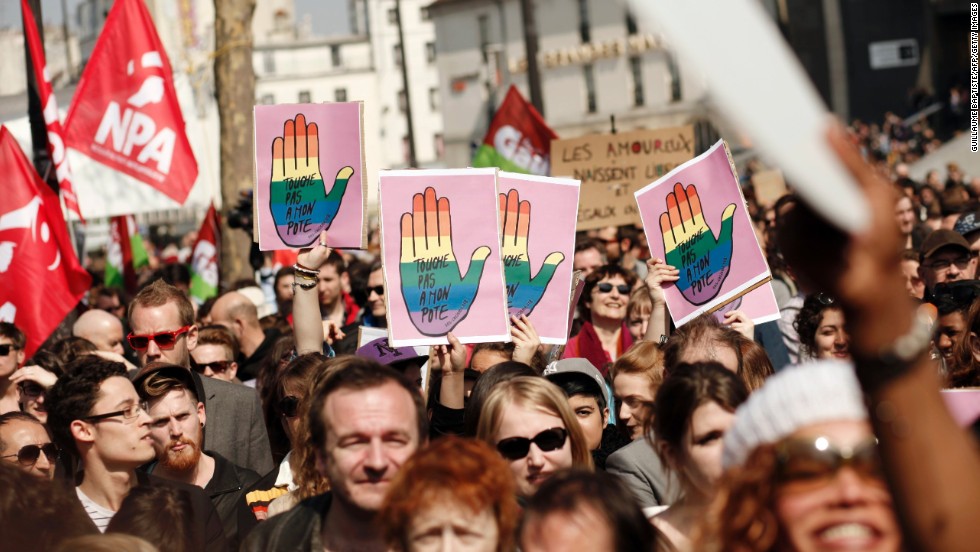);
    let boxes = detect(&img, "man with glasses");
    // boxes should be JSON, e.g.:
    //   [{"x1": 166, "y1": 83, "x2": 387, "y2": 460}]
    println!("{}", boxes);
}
[
  {"x1": 0, "y1": 411, "x2": 57, "y2": 479},
  {"x1": 208, "y1": 291, "x2": 279, "y2": 383},
  {"x1": 45, "y1": 357, "x2": 227, "y2": 548},
  {"x1": 918, "y1": 230, "x2": 978, "y2": 294},
  {"x1": 242, "y1": 358, "x2": 426, "y2": 551},
  {"x1": 0, "y1": 322, "x2": 26, "y2": 415},
  {"x1": 135, "y1": 364, "x2": 260, "y2": 548},
  {"x1": 191, "y1": 326, "x2": 241, "y2": 383},
  {"x1": 129, "y1": 279, "x2": 273, "y2": 475}
]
